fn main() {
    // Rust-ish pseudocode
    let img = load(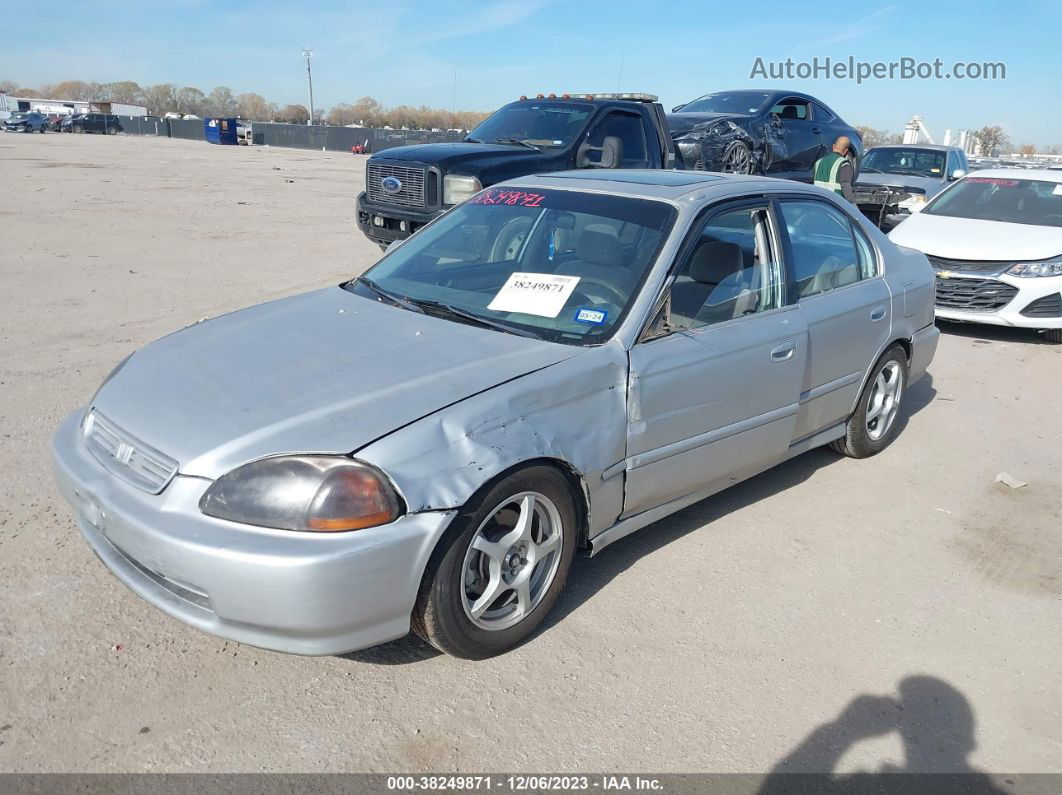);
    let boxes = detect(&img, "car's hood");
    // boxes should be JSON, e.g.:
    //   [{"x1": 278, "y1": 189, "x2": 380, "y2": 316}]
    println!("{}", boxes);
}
[
  {"x1": 371, "y1": 142, "x2": 549, "y2": 170},
  {"x1": 888, "y1": 212, "x2": 1062, "y2": 260},
  {"x1": 91, "y1": 287, "x2": 579, "y2": 479},
  {"x1": 855, "y1": 173, "x2": 944, "y2": 195},
  {"x1": 666, "y1": 112, "x2": 745, "y2": 137}
]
